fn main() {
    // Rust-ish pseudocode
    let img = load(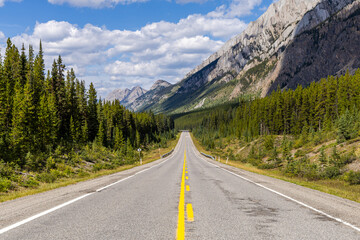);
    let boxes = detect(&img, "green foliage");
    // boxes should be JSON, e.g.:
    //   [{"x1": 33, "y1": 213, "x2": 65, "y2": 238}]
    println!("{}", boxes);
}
[
  {"x1": 0, "y1": 39, "x2": 175, "y2": 192},
  {"x1": 36, "y1": 171, "x2": 57, "y2": 183},
  {"x1": 21, "y1": 177, "x2": 40, "y2": 188},
  {"x1": 0, "y1": 177, "x2": 12, "y2": 192},
  {"x1": 321, "y1": 166, "x2": 341, "y2": 179},
  {"x1": 344, "y1": 171, "x2": 360, "y2": 185},
  {"x1": 284, "y1": 156, "x2": 319, "y2": 180},
  {"x1": 318, "y1": 146, "x2": 327, "y2": 166},
  {"x1": 177, "y1": 70, "x2": 360, "y2": 184},
  {"x1": 336, "y1": 109, "x2": 359, "y2": 142},
  {"x1": 263, "y1": 135, "x2": 274, "y2": 151}
]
